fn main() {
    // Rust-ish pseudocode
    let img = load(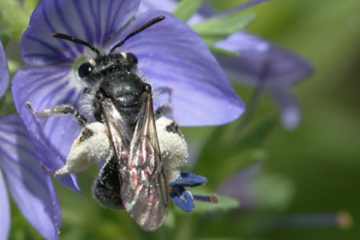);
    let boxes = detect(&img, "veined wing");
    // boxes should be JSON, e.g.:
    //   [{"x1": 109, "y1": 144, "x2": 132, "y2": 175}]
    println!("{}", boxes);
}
[
  {"x1": 101, "y1": 97, "x2": 131, "y2": 164},
  {"x1": 121, "y1": 89, "x2": 168, "y2": 231},
  {"x1": 92, "y1": 97, "x2": 131, "y2": 209}
]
